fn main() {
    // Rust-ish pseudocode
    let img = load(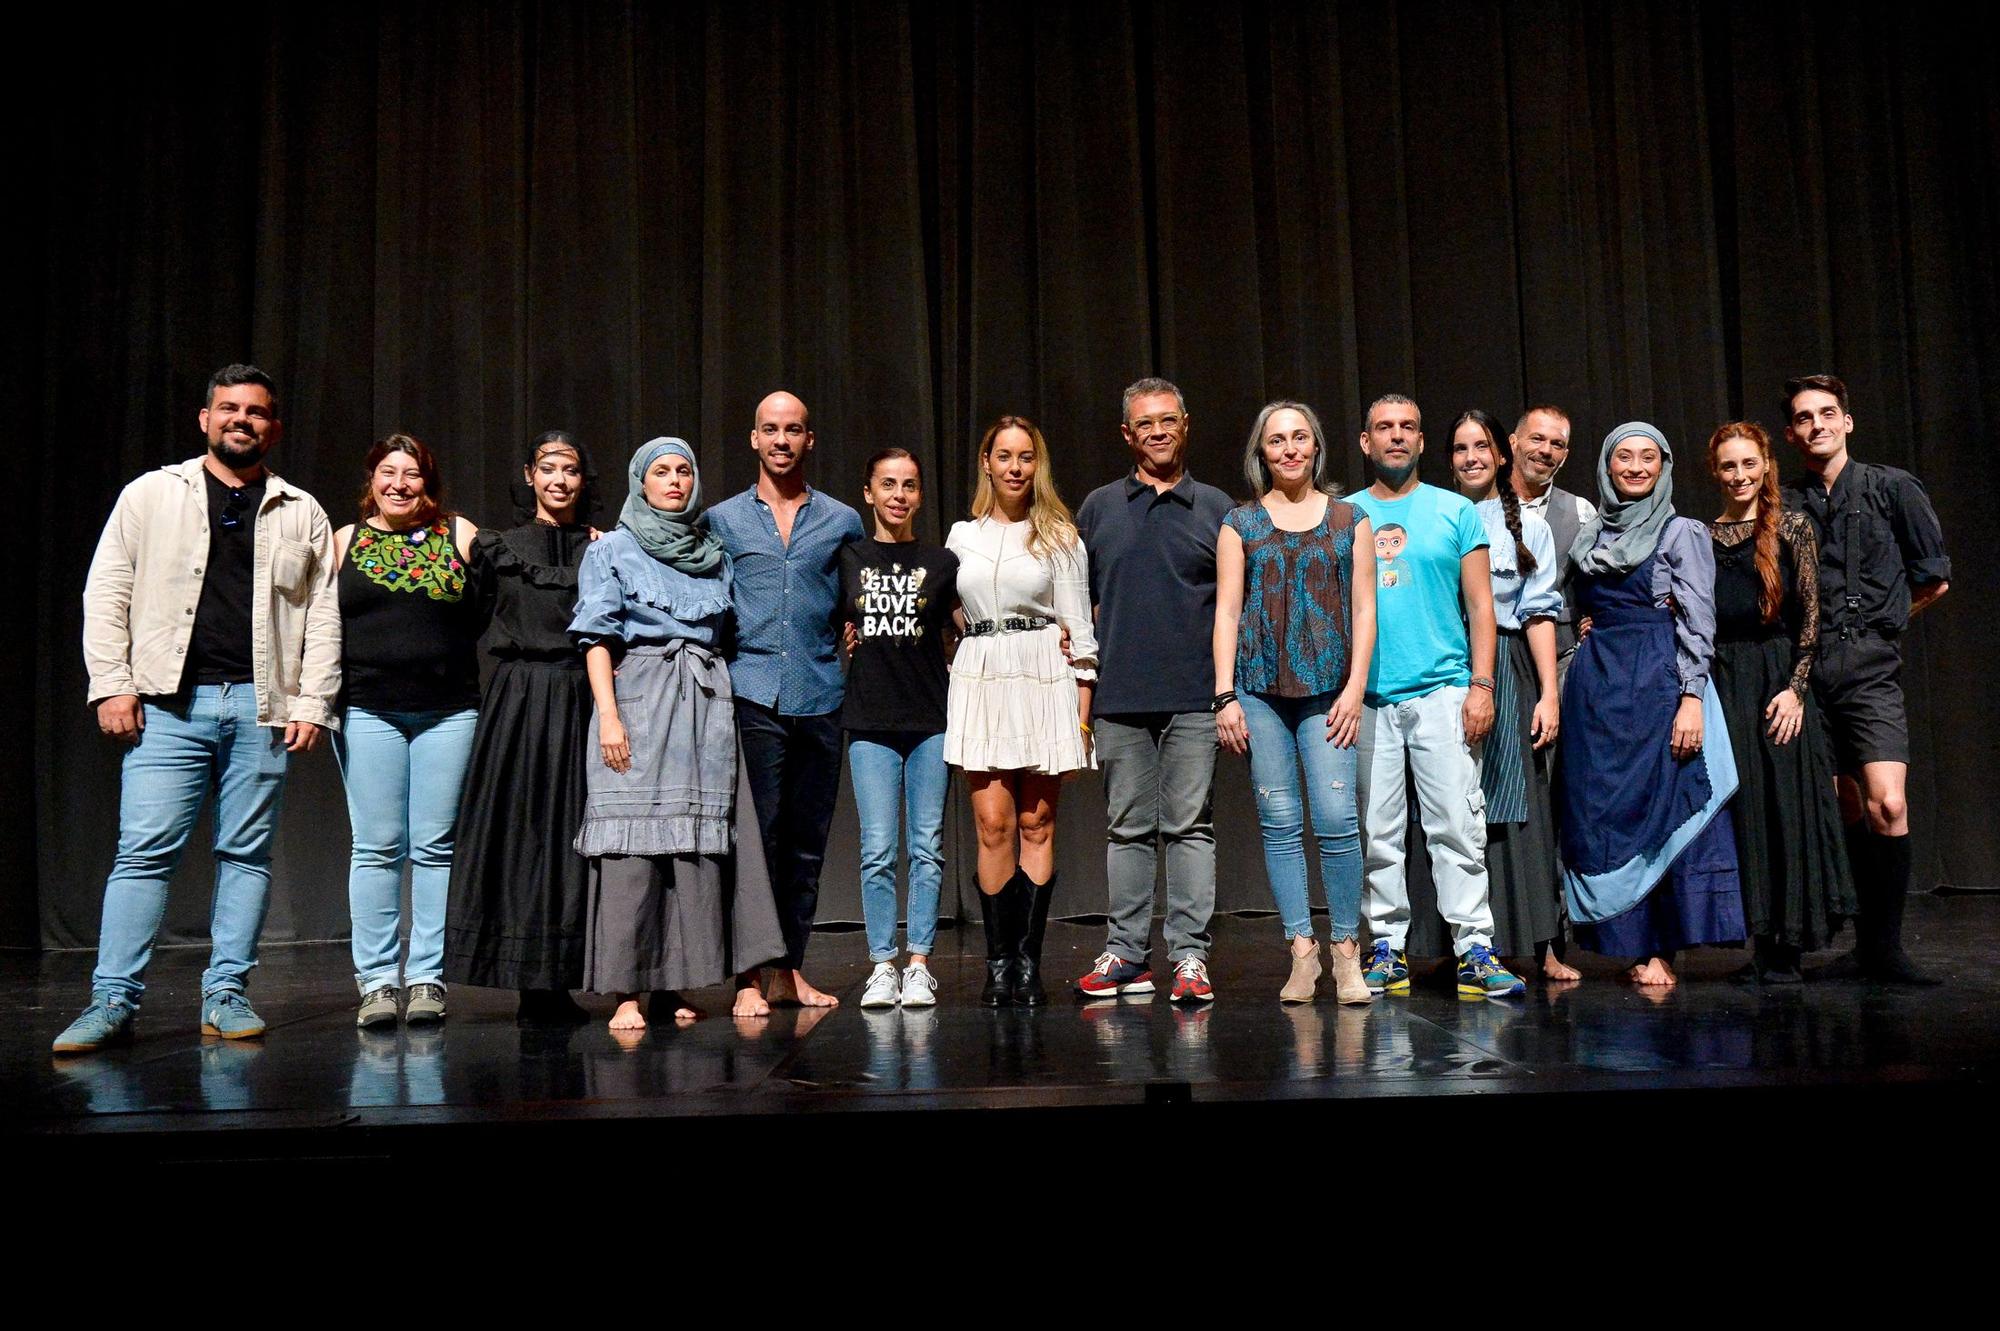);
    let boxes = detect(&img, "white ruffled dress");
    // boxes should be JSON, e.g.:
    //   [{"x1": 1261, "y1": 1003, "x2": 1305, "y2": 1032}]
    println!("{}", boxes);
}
[{"x1": 944, "y1": 517, "x2": 1099, "y2": 774}]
